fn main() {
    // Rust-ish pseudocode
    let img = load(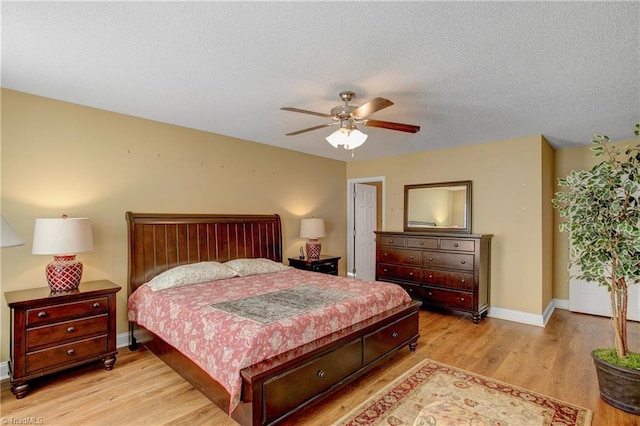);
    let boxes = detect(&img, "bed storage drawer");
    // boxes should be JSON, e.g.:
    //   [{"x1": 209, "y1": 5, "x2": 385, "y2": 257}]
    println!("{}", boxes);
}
[
  {"x1": 364, "y1": 311, "x2": 419, "y2": 364},
  {"x1": 262, "y1": 338, "x2": 362, "y2": 424}
]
